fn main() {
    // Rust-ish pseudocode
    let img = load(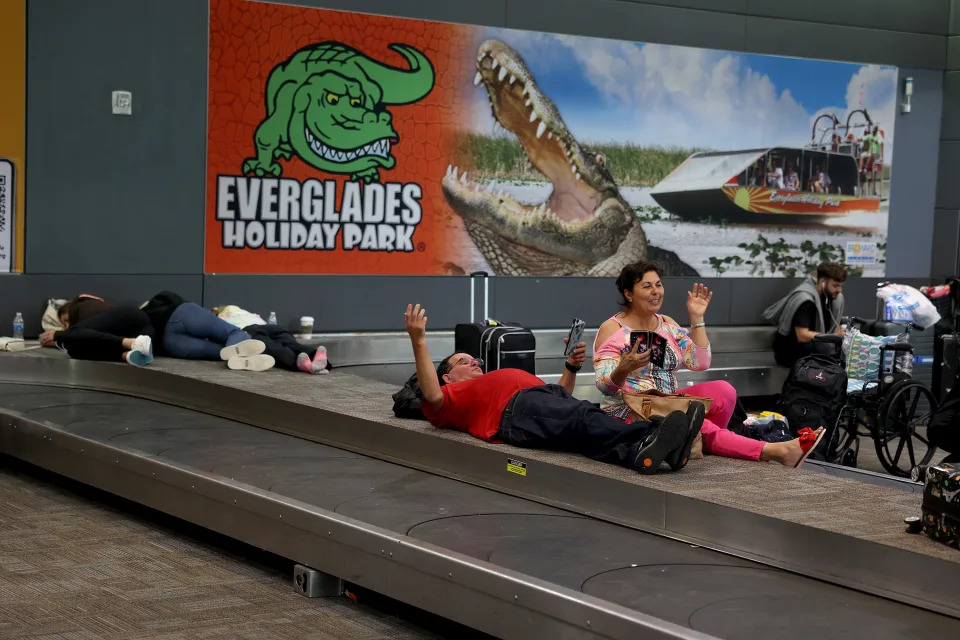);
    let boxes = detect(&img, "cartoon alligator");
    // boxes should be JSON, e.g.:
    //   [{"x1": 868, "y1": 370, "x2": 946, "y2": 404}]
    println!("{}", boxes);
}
[
  {"x1": 441, "y1": 40, "x2": 696, "y2": 276},
  {"x1": 243, "y1": 42, "x2": 435, "y2": 183}
]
